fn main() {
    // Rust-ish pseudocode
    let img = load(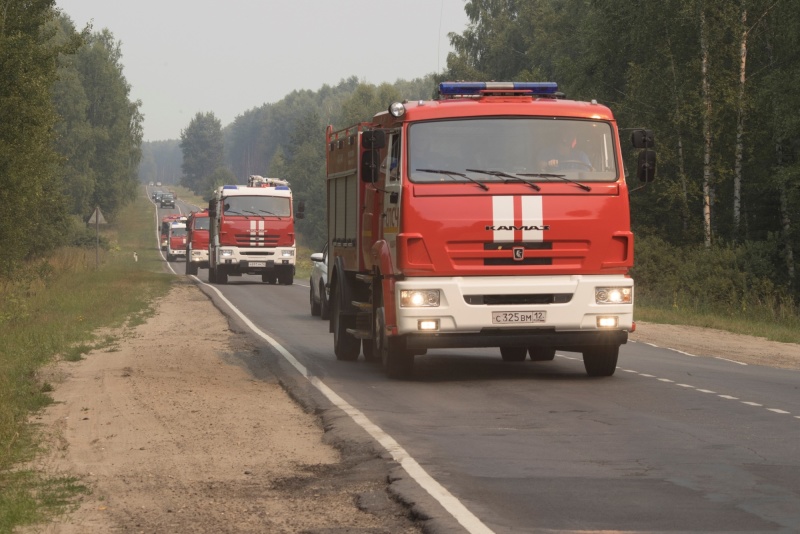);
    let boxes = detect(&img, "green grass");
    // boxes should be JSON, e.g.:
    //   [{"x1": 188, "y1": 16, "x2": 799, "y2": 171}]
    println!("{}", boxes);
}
[
  {"x1": 0, "y1": 187, "x2": 172, "y2": 533},
  {"x1": 635, "y1": 304, "x2": 800, "y2": 344}
]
